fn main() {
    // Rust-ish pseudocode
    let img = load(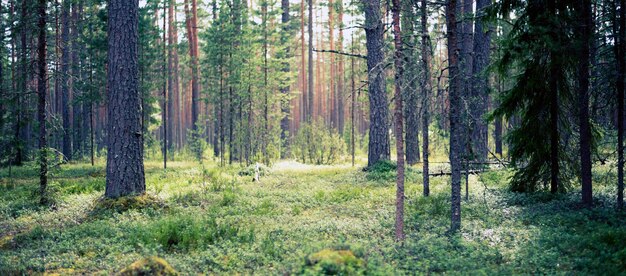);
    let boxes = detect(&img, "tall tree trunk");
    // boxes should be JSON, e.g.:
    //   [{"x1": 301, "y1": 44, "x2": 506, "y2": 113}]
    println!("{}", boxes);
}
[
  {"x1": 280, "y1": 0, "x2": 291, "y2": 153},
  {"x1": 364, "y1": 0, "x2": 390, "y2": 167},
  {"x1": 168, "y1": 0, "x2": 178, "y2": 152},
  {"x1": 307, "y1": 0, "x2": 314, "y2": 121},
  {"x1": 337, "y1": 0, "x2": 345, "y2": 134},
  {"x1": 71, "y1": 2, "x2": 81, "y2": 157},
  {"x1": 329, "y1": 0, "x2": 336, "y2": 128},
  {"x1": 578, "y1": 0, "x2": 593, "y2": 206},
  {"x1": 549, "y1": 63, "x2": 560, "y2": 193},
  {"x1": 391, "y1": 0, "x2": 405, "y2": 242},
  {"x1": 421, "y1": 0, "x2": 431, "y2": 196},
  {"x1": 300, "y1": 0, "x2": 307, "y2": 123},
  {"x1": 459, "y1": 0, "x2": 472, "y2": 164},
  {"x1": 403, "y1": 0, "x2": 420, "y2": 166},
  {"x1": 162, "y1": 0, "x2": 168, "y2": 169},
  {"x1": 618, "y1": 0, "x2": 626, "y2": 209},
  {"x1": 37, "y1": 0, "x2": 47, "y2": 204},
  {"x1": 60, "y1": 1, "x2": 71, "y2": 160},
  {"x1": 105, "y1": 0, "x2": 145, "y2": 198},
  {"x1": 185, "y1": 0, "x2": 200, "y2": 131},
  {"x1": 447, "y1": 0, "x2": 462, "y2": 231},
  {"x1": 471, "y1": 0, "x2": 491, "y2": 161},
  {"x1": 351, "y1": 33, "x2": 356, "y2": 167}
]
